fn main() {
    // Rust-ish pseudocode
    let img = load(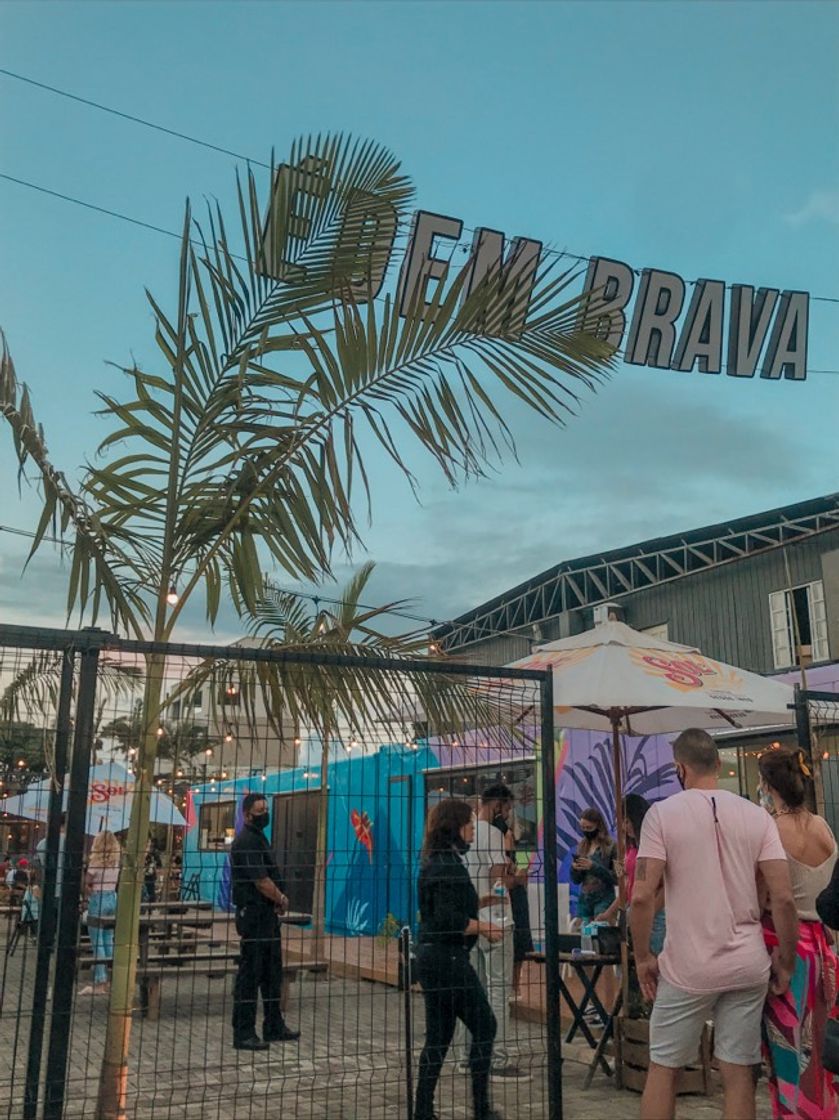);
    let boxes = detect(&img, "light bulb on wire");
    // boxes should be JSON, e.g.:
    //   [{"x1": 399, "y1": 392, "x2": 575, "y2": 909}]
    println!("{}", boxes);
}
[{"x1": 166, "y1": 584, "x2": 179, "y2": 607}]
